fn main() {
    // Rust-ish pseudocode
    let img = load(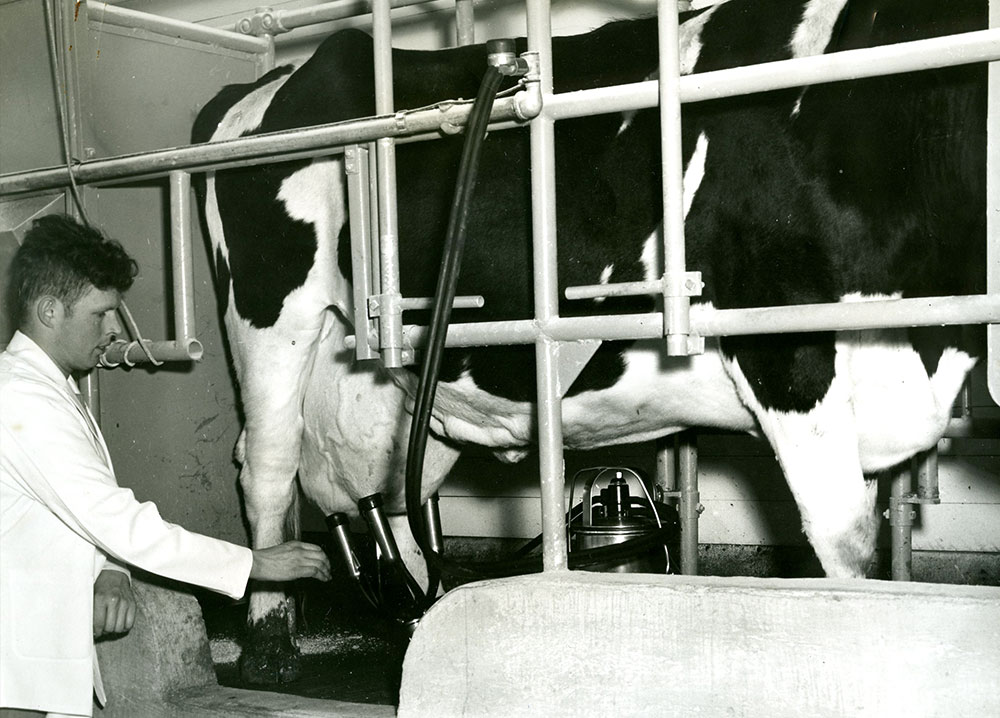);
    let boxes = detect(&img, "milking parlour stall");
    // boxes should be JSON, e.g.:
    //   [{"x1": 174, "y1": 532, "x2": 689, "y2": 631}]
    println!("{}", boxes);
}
[{"x1": 1, "y1": 0, "x2": 999, "y2": 715}]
